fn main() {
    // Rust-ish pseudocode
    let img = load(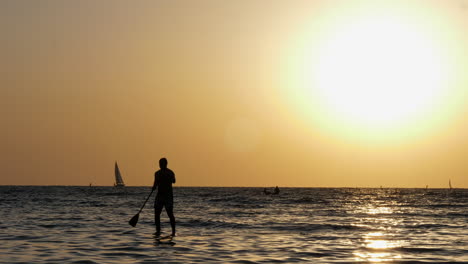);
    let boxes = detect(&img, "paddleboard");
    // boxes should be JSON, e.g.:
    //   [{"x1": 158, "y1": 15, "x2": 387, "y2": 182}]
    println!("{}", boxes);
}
[
  {"x1": 154, "y1": 234, "x2": 174, "y2": 240},
  {"x1": 154, "y1": 234, "x2": 175, "y2": 245}
]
